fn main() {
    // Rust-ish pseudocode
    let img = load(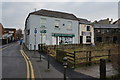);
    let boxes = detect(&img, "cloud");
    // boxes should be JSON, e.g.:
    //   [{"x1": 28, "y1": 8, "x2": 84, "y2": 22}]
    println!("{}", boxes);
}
[{"x1": 2, "y1": 2, "x2": 118, "y2": 30}]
